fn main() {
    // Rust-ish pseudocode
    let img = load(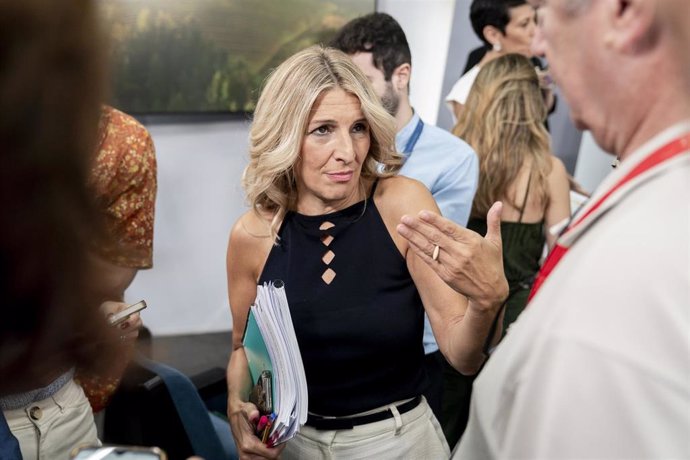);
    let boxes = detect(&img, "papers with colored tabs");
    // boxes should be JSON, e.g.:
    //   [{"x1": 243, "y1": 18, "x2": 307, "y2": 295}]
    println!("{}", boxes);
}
[{"x1": 242, "y1": 281, "x2": 308, "y2": 446}]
